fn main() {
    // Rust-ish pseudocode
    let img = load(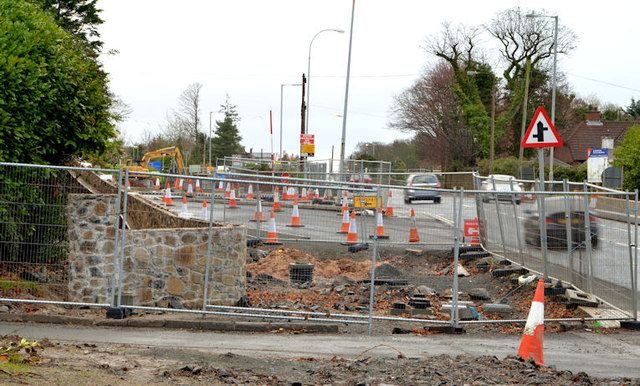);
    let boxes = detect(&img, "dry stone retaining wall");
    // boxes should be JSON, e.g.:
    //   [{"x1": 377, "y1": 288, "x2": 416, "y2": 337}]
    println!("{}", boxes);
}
[{"x1": 67, "y1": 194, "x2": 246, "y2": 309}]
